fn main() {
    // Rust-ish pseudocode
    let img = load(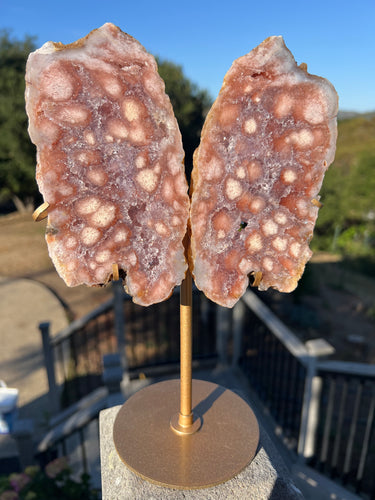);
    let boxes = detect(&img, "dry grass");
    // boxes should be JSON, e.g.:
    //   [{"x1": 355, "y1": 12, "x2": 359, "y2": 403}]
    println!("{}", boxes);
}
[
  {"x1": 0, "y1": 212, "x2": 112, "y2": 319},
  {"x1": 1, "y1": 212, "x2": 374, "y2": 362}
]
